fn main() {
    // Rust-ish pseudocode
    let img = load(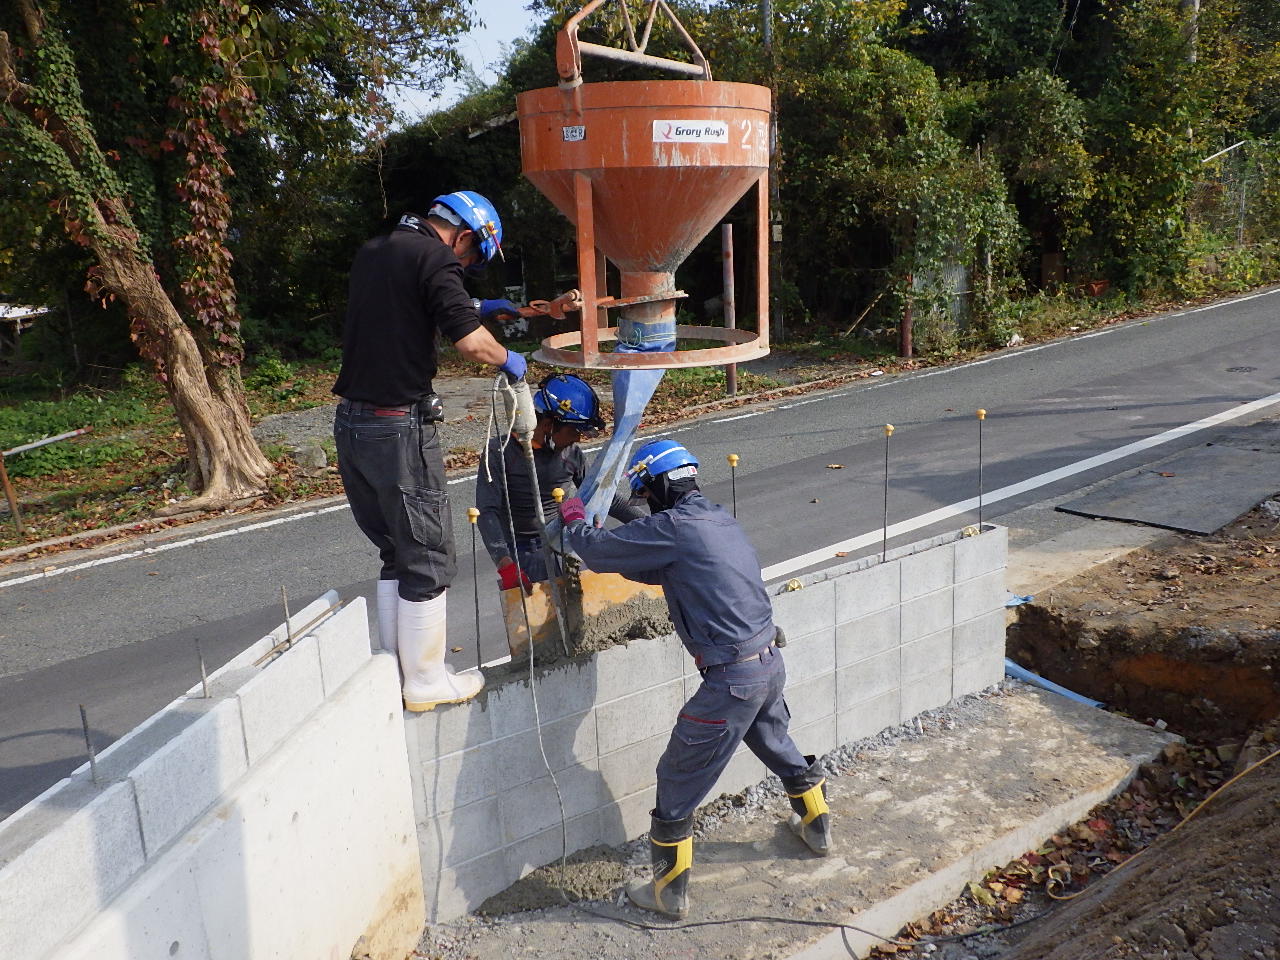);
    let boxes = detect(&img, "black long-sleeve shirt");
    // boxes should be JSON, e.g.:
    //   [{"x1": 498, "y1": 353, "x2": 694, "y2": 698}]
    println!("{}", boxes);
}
[
  {"x1": 475, "y1": 437, "x2": 645, "y2": 565},
  {"x1": 333, "y1": 216, "x2": 481, "y2": 406}
]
